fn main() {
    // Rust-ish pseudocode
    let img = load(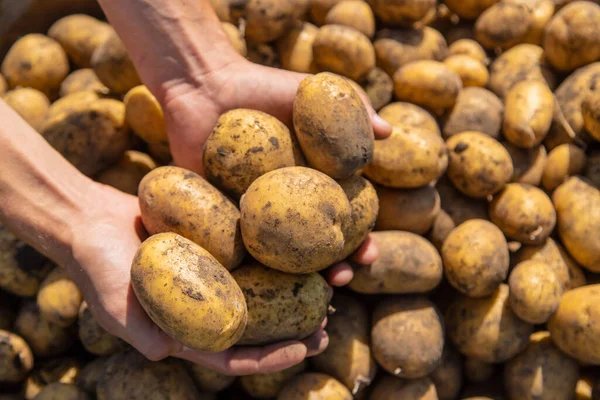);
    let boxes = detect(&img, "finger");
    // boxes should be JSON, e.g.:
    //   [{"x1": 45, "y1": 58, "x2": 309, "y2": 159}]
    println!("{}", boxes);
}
[
  {"x1": 352, "y1": 234, "x2": 379, "y2": 265},
  {"x1": 357, "y1": 92, "x2": 392, "y2": 140},
  {"x1": 326, "y1": 262, "x2": 354, "y2": 287},
  {"x1": 302, "y1": 329, "x2": 329, "y2": 357}
]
